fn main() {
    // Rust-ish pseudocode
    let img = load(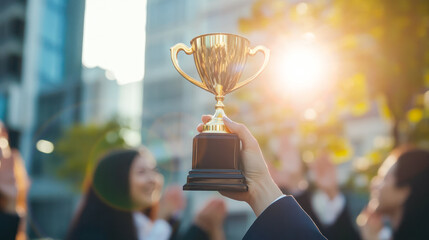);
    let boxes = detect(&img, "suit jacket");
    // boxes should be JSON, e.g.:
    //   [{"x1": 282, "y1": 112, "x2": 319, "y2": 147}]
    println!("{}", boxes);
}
[
  {"x1": 244, "y1": 196, "x2": 327, "y2": 240},
  {"x1": 0, "y1": 211, "x2": 20, "y2": 240},
  {"x1": 175, "y1": 224, "x2": 209, "y2": 240},
  {"x1": 293, "y1": 189, "x2": 361, "y2": 240}
]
